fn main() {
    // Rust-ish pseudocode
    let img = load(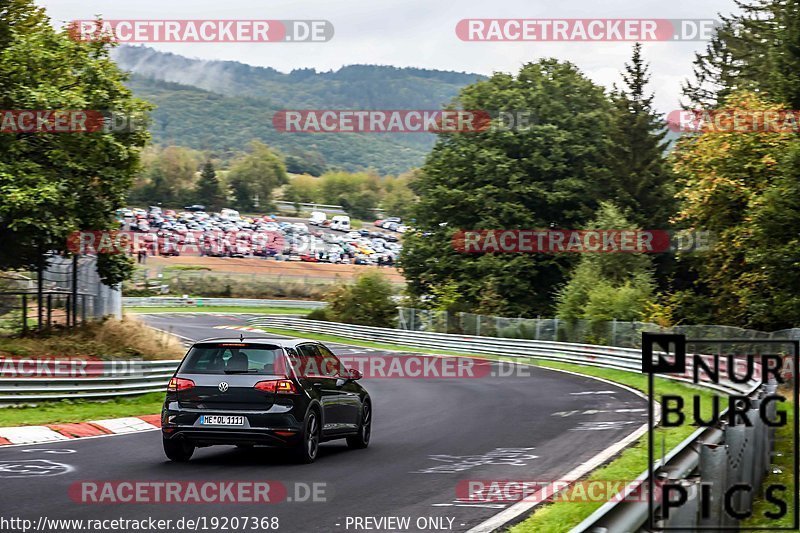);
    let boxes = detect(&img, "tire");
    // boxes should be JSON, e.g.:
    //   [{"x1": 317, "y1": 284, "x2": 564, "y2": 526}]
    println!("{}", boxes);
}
[
  {"x1": 347, "y1": 401, "x2": 371, "y2": 449},
  {"x1": 293, "y1": 408, "x2": 321, "y2": 464},
  {"x1": 163, "y1": 437, "x2": 194, "y2": 462}
]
